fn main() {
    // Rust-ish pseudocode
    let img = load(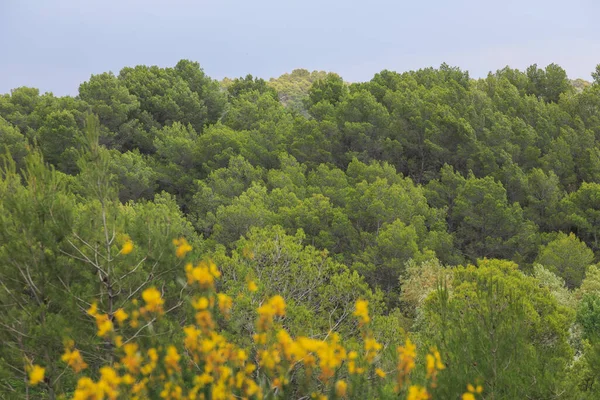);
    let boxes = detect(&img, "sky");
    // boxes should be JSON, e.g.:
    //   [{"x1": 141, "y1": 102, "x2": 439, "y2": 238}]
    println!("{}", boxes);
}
[{"x1": 1, "y1": 0, "x2": 599, "y2": 96}]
